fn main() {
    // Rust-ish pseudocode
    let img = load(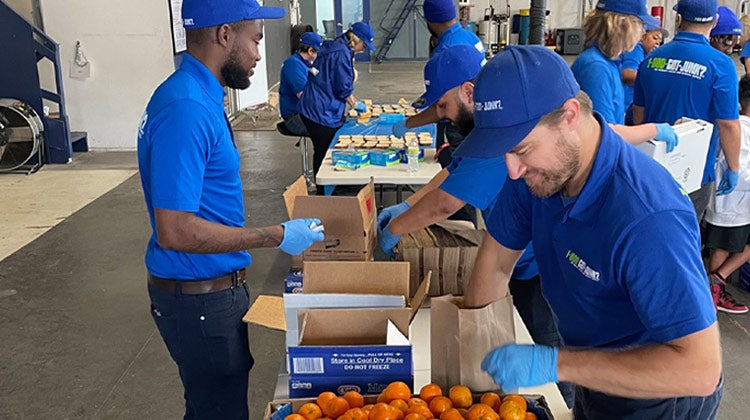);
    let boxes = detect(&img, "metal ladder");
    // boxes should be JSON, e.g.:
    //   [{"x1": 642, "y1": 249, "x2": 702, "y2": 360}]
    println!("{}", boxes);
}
[{"x1": 375, "y1": 0, "x2": 421, "y2": 63}]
